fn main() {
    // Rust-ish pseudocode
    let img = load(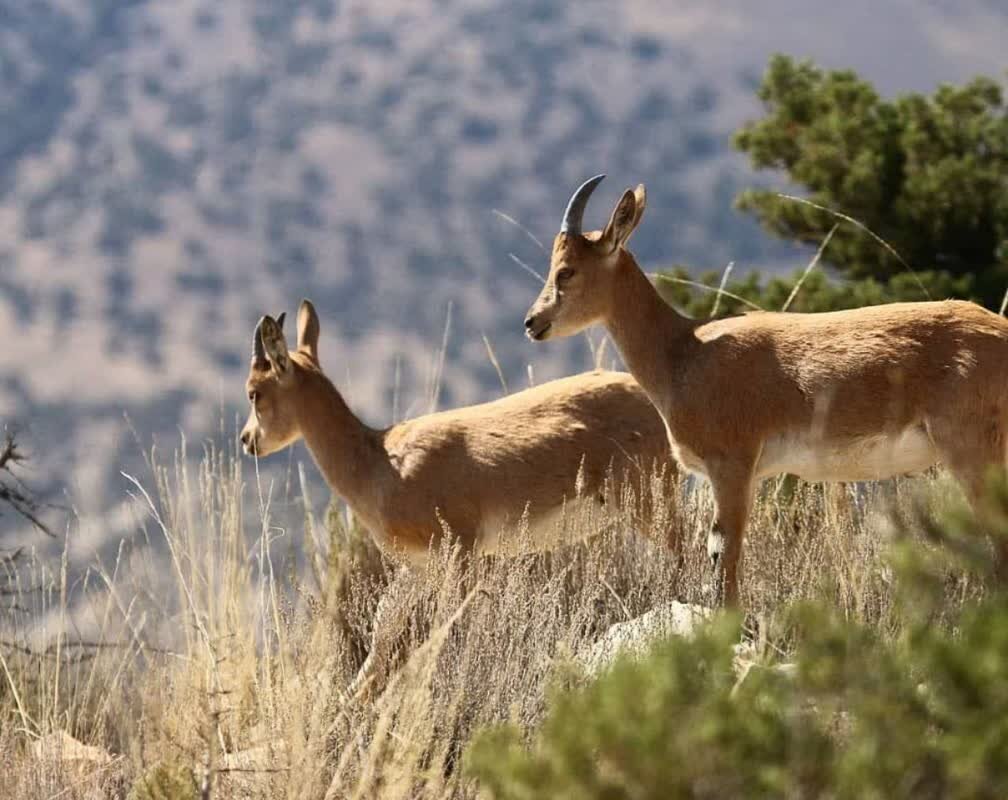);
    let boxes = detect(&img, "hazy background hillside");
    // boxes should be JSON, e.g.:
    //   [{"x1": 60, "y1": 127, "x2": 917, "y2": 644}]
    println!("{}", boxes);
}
[{"x1": 1, "y1": 0, "x2": 1005, "y2": 557}]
